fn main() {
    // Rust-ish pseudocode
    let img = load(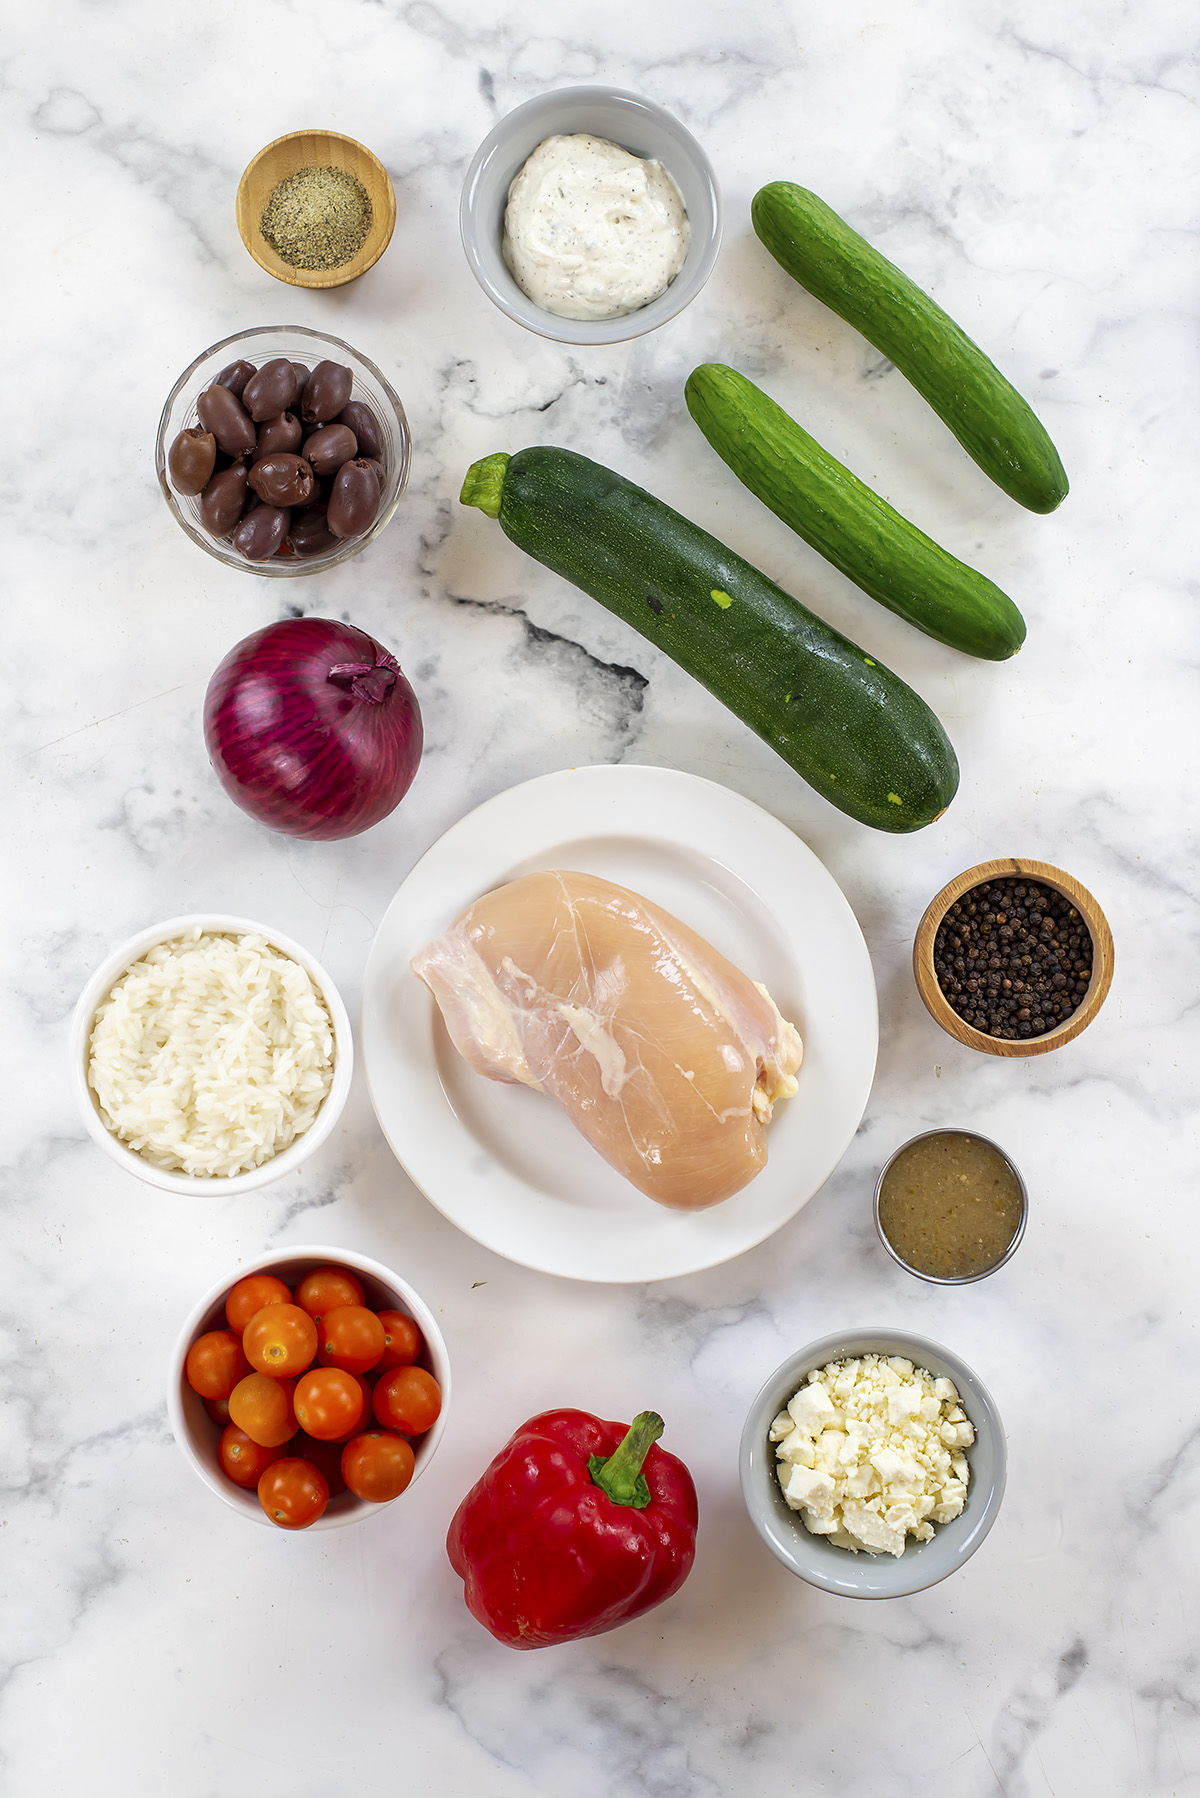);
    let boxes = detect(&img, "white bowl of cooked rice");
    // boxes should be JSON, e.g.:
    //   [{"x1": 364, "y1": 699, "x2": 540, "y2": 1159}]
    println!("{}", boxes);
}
[{"x1": 70, "y1": 914, "x2": 353, "y2": 1195}]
